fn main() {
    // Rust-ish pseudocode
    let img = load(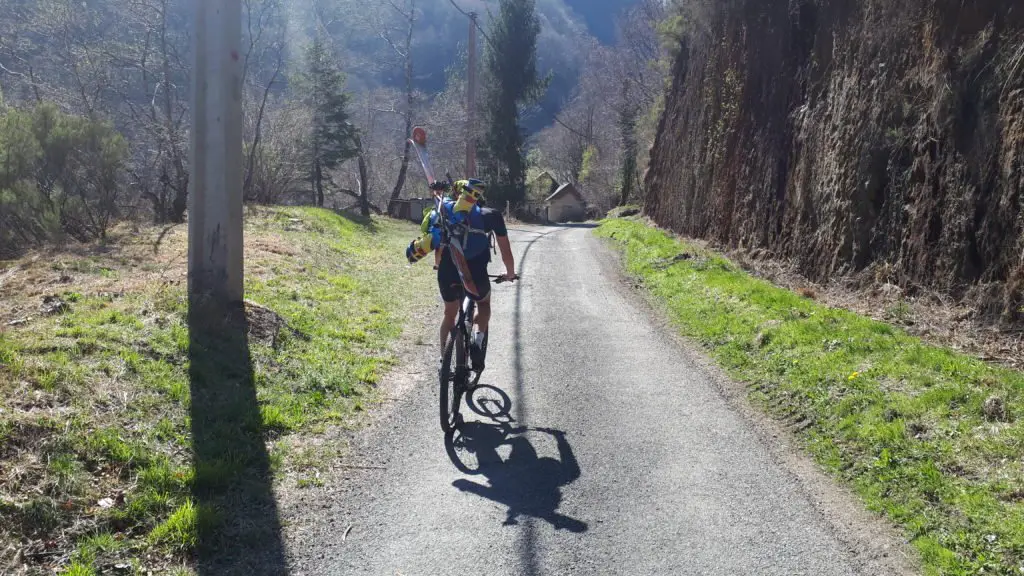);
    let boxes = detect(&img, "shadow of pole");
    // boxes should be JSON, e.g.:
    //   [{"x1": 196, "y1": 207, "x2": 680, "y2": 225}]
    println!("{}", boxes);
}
[
  {"x1": 188, "y1": 297, "x2": 287, "y2": 575},
  {"x1": 511, "y1": 227, "x2": 559, "y2": 424},
  {"x1": 443, "y1": 226, "x2": 588, "y2": 573},
  {"x1": 513, "y1": 229, "x2": 545, "y2": 575},
  {"x1": 510, "y1": 227, "x2": 588, "y2": 574}
]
